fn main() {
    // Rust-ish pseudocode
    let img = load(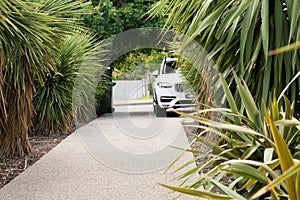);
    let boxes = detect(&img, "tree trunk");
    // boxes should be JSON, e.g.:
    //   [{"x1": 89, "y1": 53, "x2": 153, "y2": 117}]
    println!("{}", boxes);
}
[
  {"x1": 0, "y1": 56, "x2": 33, "y2": 157},
  {"x1": 0, "y1": 52, "x2": 7, "y2": 130}
]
